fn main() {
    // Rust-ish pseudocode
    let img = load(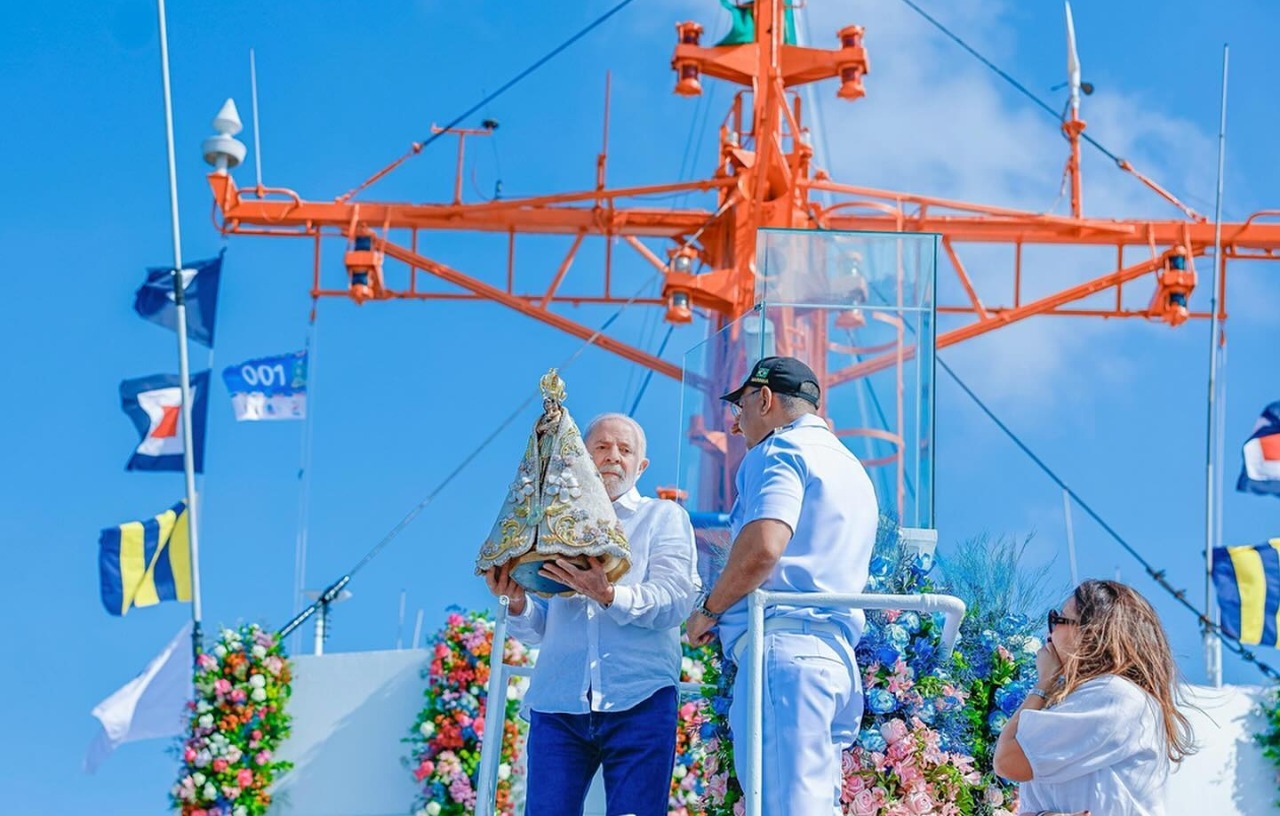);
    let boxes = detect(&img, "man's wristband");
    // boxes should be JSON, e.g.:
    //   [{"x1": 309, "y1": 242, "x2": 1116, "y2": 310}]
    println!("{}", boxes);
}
[
  {"x1": 1026, "y1": 687, "x2": 1050, "y2": 702},
  {"x1": 695, "y1": 592, "x2": 723, "y2": 621}
]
